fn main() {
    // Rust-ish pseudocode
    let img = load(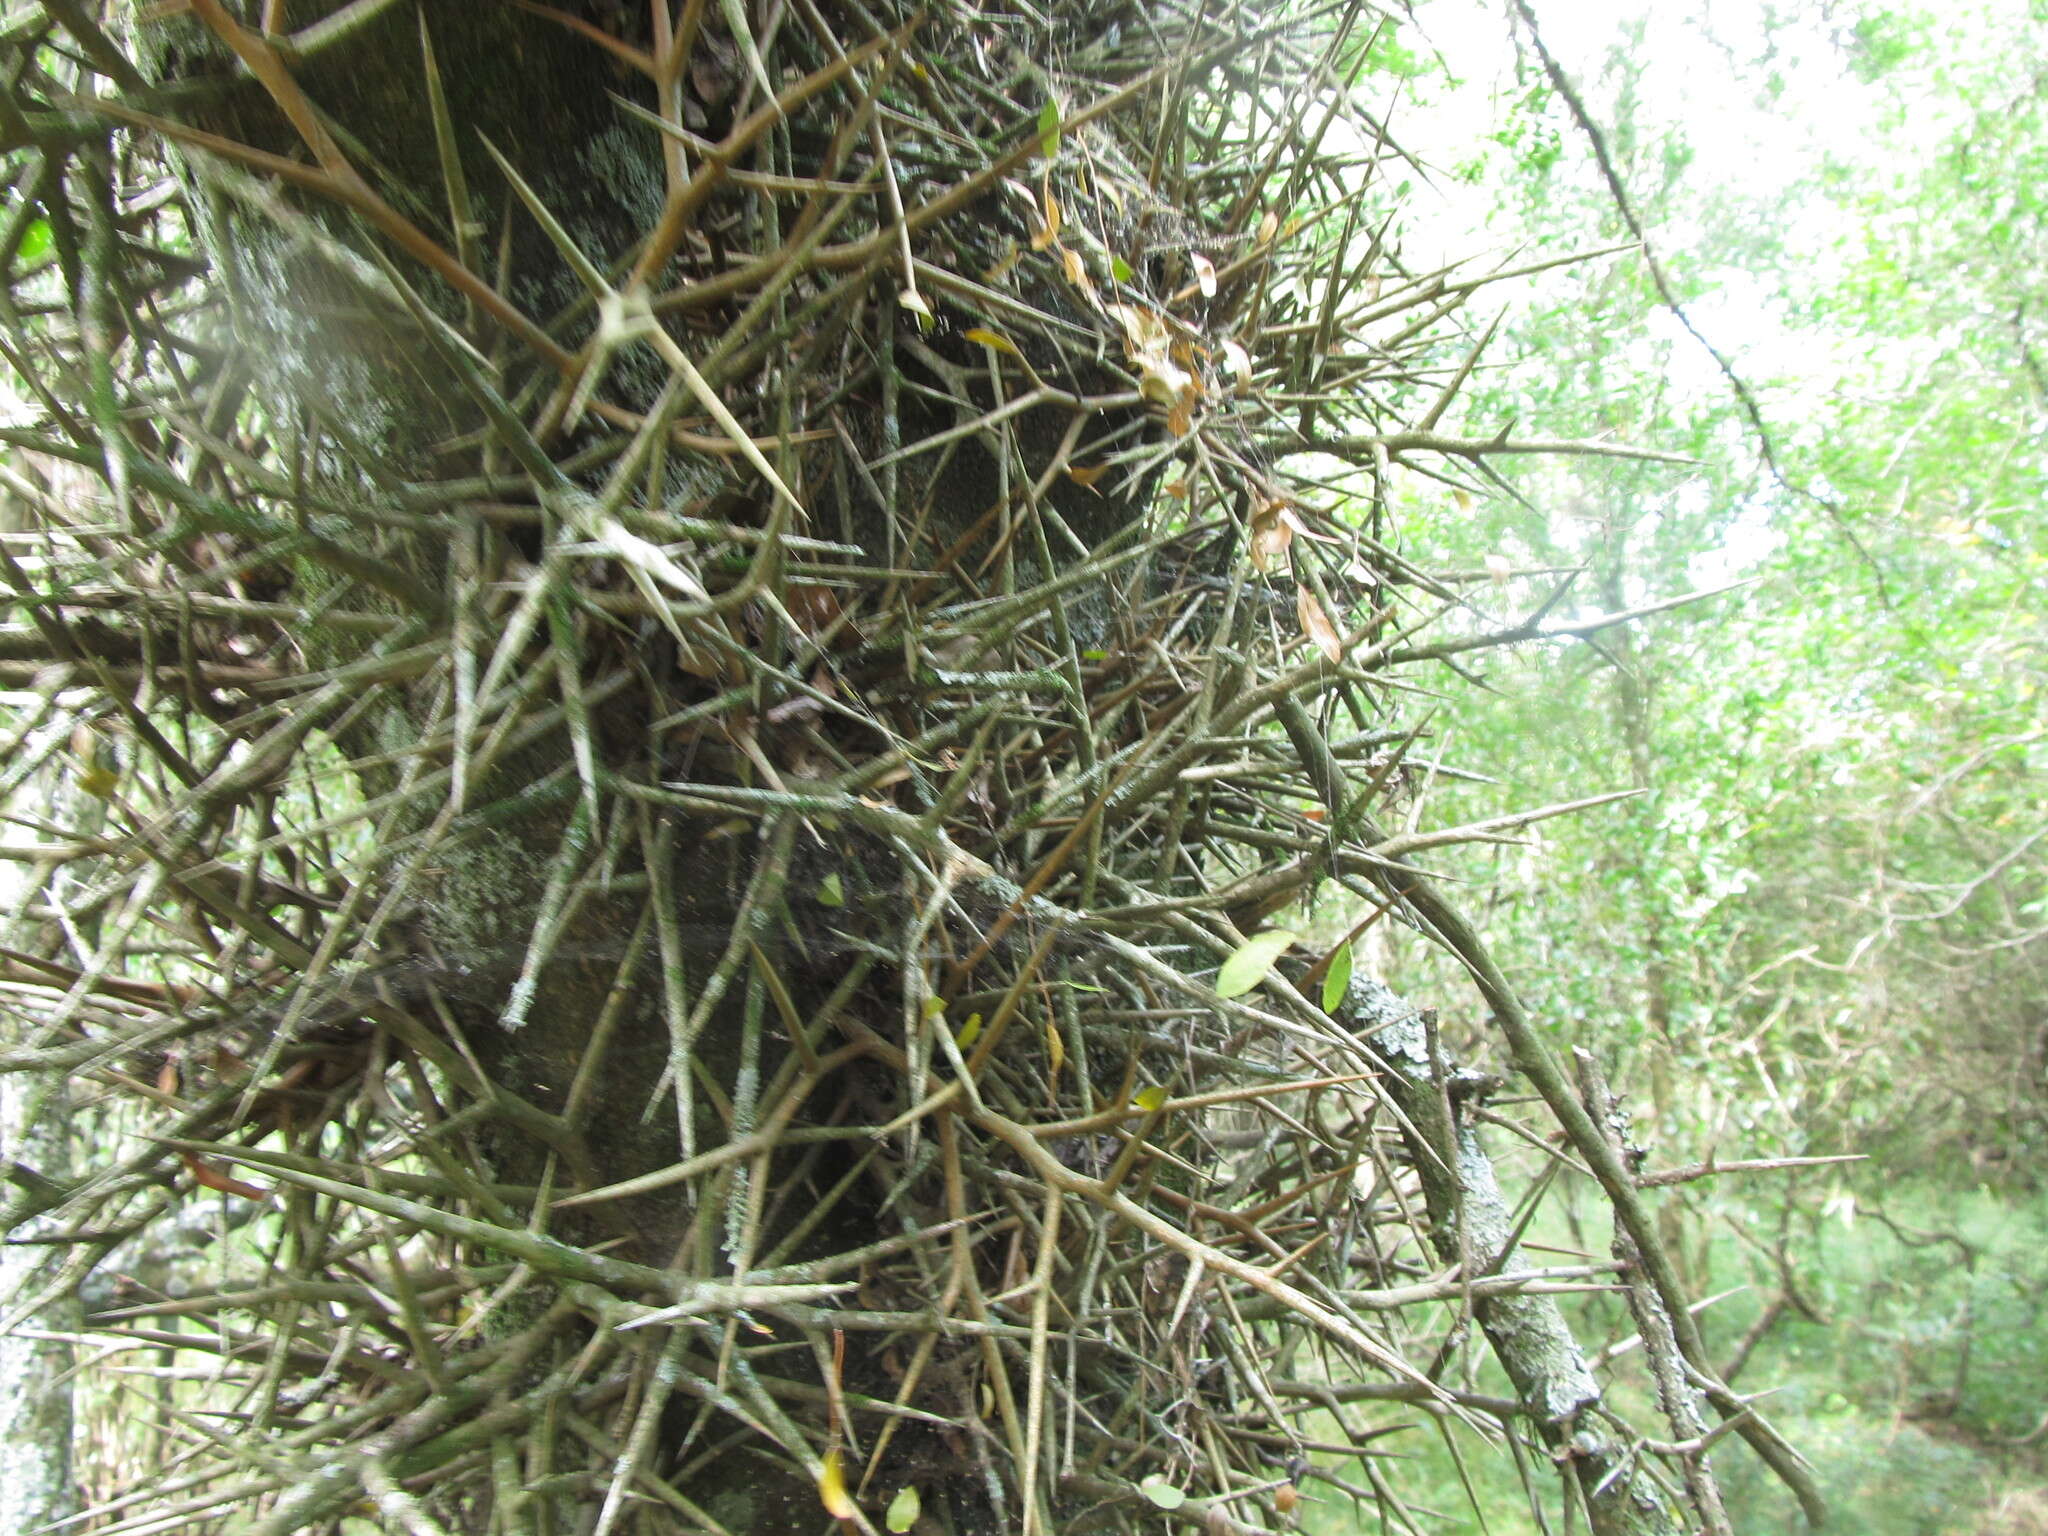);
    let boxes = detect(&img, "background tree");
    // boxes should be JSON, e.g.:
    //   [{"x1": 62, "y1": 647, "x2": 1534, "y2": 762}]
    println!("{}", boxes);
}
[
  {"x1": 0, "y1": 2, "x2": 1822, "y2": 1532},
  {"x1": 1366, "y1": 0, "x2": 2046, "y2": 1525}
]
